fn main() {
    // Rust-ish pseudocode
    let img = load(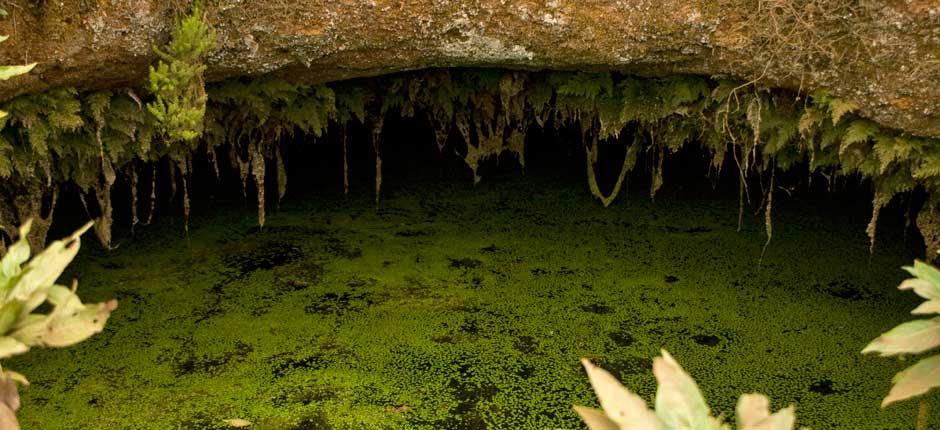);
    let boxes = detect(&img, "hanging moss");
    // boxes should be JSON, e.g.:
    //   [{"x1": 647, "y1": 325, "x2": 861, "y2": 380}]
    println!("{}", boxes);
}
[{"x1": 1, "y1": 68, "x2": 940, "y2": 256}]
